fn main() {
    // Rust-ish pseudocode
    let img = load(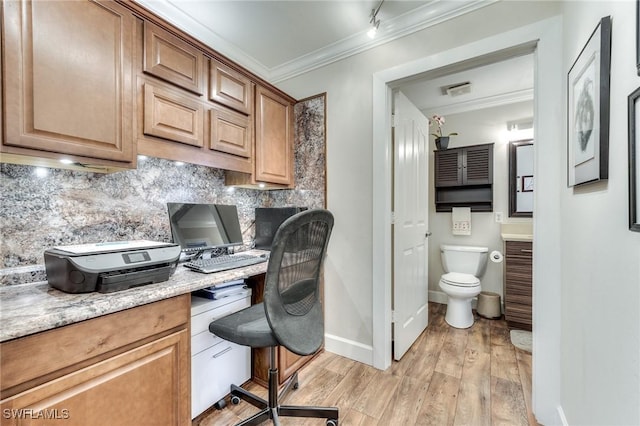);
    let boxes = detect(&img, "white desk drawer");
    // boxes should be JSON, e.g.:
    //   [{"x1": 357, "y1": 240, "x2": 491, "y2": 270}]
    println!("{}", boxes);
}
[
  {"x1": 191, "y1": 340, "x2": 250, "y2": 418},
  {"x1": 192, "y1": 330, "x2": 224, "y2": 356},
  {"x1": 191, "y1": 295, "x2": 251, "y2": 336}
]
